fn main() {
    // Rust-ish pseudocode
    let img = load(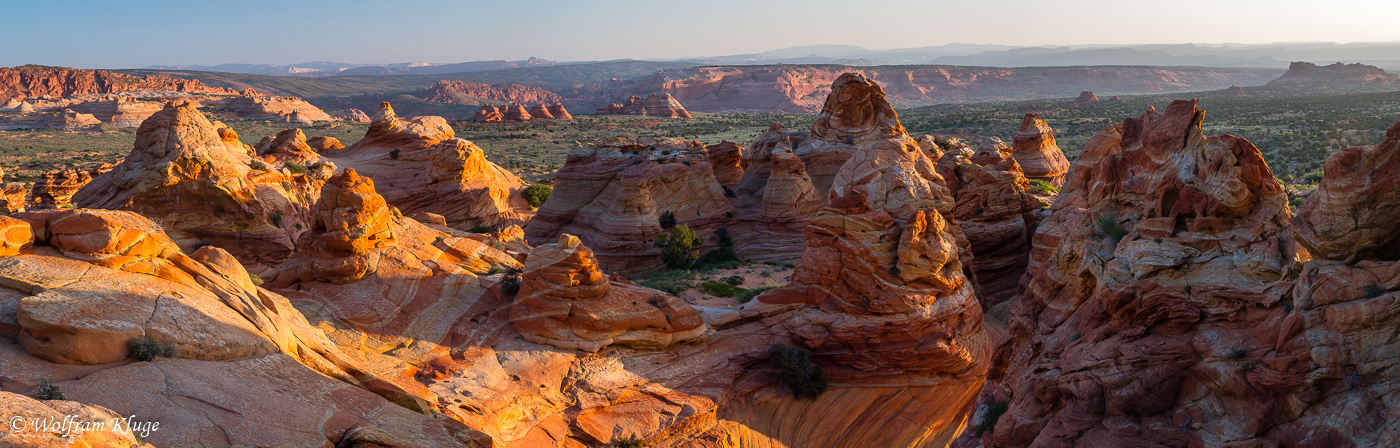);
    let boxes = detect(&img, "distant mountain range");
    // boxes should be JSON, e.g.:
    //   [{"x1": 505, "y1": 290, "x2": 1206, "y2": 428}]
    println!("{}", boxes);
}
[{"x1": 142, "y1": 57, "x2": 558, "y2": 77}]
